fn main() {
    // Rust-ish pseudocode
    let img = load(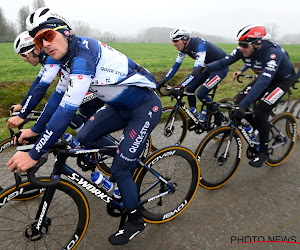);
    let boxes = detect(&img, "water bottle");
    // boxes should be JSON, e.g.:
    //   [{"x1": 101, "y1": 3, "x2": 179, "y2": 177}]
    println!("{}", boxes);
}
[
  {"x1": 113, "y1": 184, "x2": 121, "y2": 199},
  {"x1": 244, "y1": 126, "x2": 255, "y2": 141},
  {"x1": 91, "y1": 172, "x2": 113, "y2": 192},
  {"x1": 199, "y1": 109, "x2": 207, "y2": 123},
  {"x1": 190, "y1": 107, "x2": 200, "y2": 119},
  {"x1": 63, "y1": 133, "x2": 80, "y2": 148}
]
